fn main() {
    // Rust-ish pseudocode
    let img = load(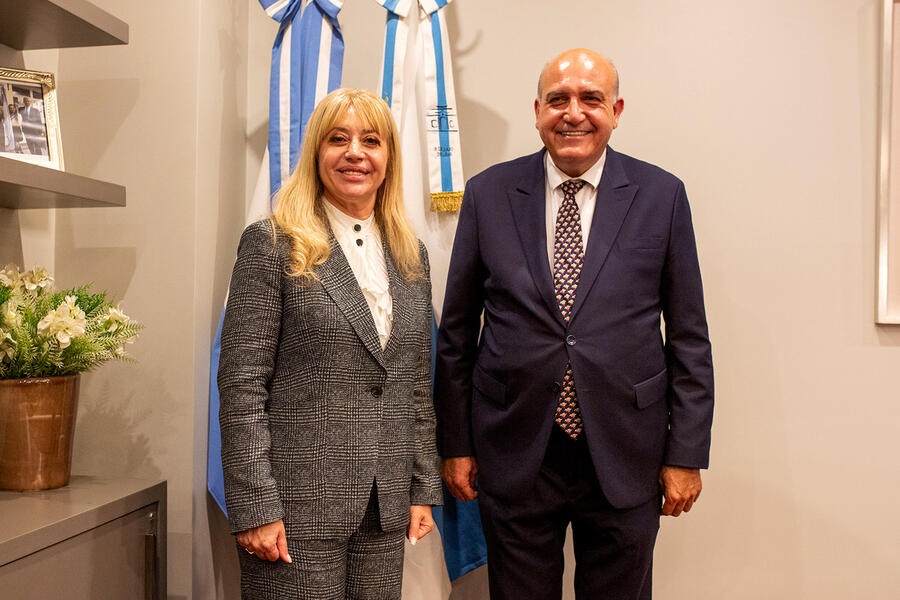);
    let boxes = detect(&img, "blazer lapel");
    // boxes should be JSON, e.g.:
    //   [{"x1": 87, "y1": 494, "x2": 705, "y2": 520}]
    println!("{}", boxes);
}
[
  {"x1": 569, "y1": 147, "x2": 638, "y2": 320},
  {"x1": 382, "y1": 241, "x2": 410, "y2": 361},
  {"x1": 318, "y1": 235, "x2": 387, "y2": 368},
  {"x1": 508, "y1": 150, "x2": 565, "y2": 327}
]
